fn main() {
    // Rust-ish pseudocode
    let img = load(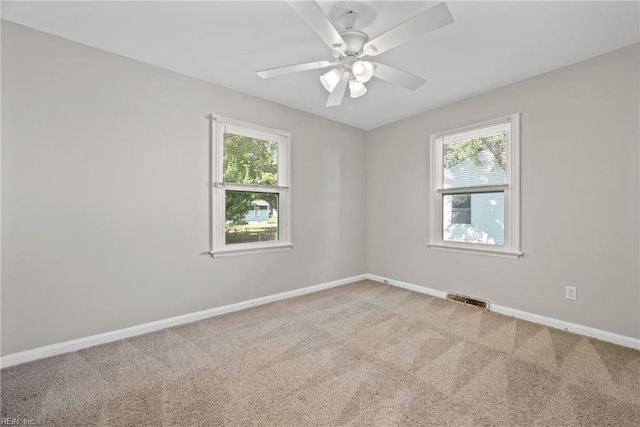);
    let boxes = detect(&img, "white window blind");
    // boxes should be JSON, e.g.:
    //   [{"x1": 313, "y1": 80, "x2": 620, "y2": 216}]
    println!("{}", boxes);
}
[{"x1": 442, "y1": 123, "x2": 509, "y2": 189}]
